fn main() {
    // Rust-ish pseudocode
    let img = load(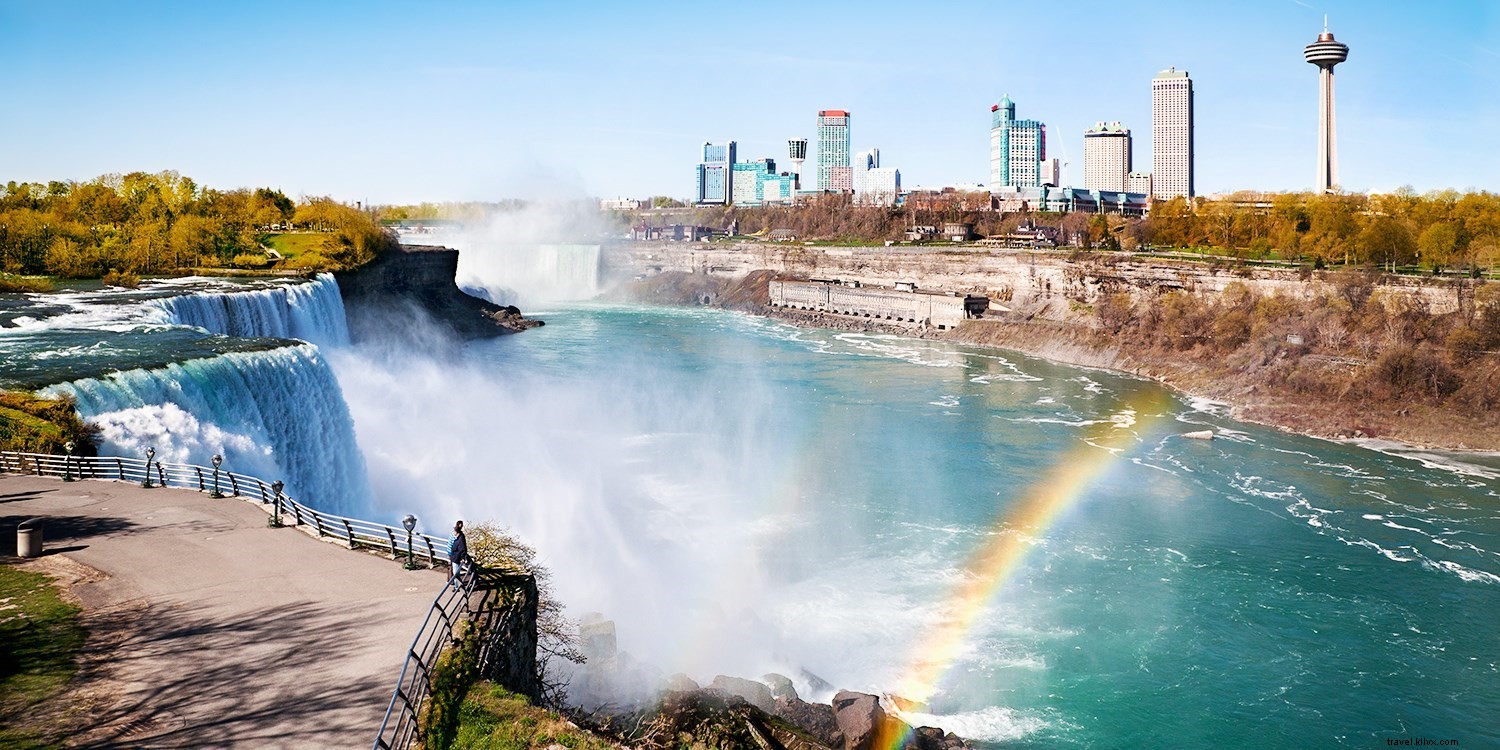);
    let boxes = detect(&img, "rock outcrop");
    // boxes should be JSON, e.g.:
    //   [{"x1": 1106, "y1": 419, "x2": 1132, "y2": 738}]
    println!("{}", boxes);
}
[{"x1": 335, "y1": 244, "x2": 542, "y2": 342}]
